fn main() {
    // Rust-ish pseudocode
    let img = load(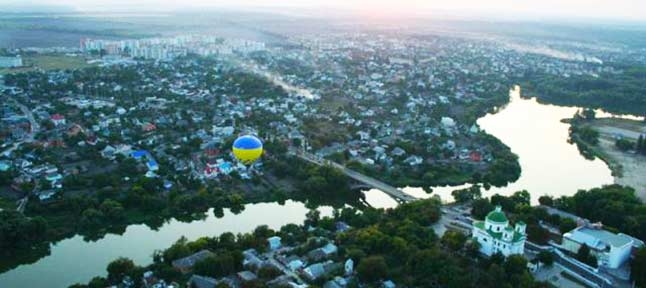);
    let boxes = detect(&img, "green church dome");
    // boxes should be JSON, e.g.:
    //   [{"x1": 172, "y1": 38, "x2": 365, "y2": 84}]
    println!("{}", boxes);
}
[{"x1": 486, "y1": 206, "x2": 508, "y2": 223}]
